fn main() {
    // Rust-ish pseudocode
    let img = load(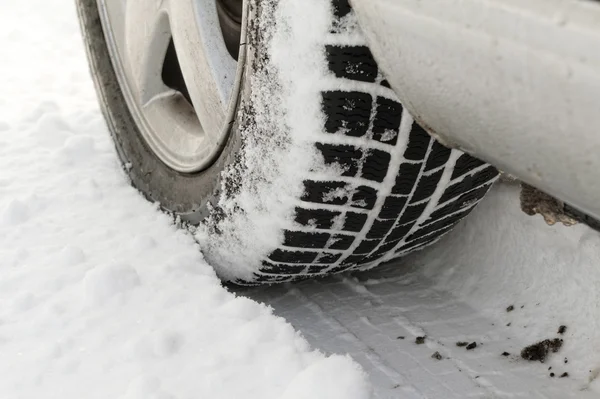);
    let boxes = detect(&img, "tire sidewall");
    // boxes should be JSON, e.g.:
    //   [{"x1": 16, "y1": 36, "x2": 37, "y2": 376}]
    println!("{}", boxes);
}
[{"x1": 77, "y1": 0, "x2": 244, "y2": 223}]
